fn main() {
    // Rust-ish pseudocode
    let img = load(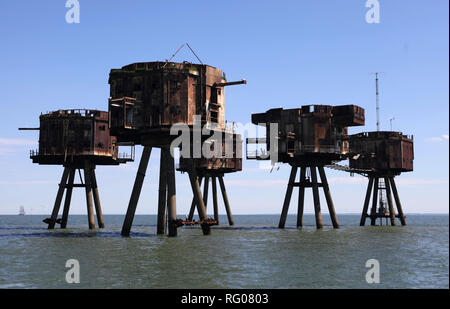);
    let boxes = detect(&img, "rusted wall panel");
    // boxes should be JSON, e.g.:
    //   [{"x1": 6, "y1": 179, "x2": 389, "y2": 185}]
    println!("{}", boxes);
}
[
  {"x1": 332, "y1": 105, "x2": 365, "y2": 127},
  {"x1": 348, "y1": 131, "x2": 414, "y2": 173},
  {"x1": 250, "y1": 104, "x2": 365, "y2": 163},
  {"x1": 35, "y1": 110, "x2": 119, "y2": 165},
  {"x1": 178, "y1": 131, "x2": 242, "y2": 174},
  {"x1": 108, "y1": 62, "x2": 228, "y2": 141}
]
